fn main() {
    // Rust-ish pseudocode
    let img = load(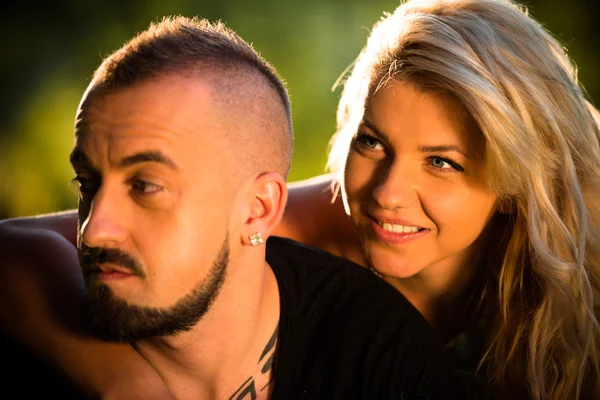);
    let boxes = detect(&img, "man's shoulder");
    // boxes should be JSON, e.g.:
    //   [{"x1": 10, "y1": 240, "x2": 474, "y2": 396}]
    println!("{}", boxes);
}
[
  {"x1": 266, "y1": 235, "x2": 416, "y2": 315},
  {"x1": 266, "y1": 235, "x2": 434, "y2": 330},
  {"x1": 266, "y1": 235, "x2": 366, "y2": 273},
  {"x1": 267, "y1": 237, "x2": 463, "y2": 399}
]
